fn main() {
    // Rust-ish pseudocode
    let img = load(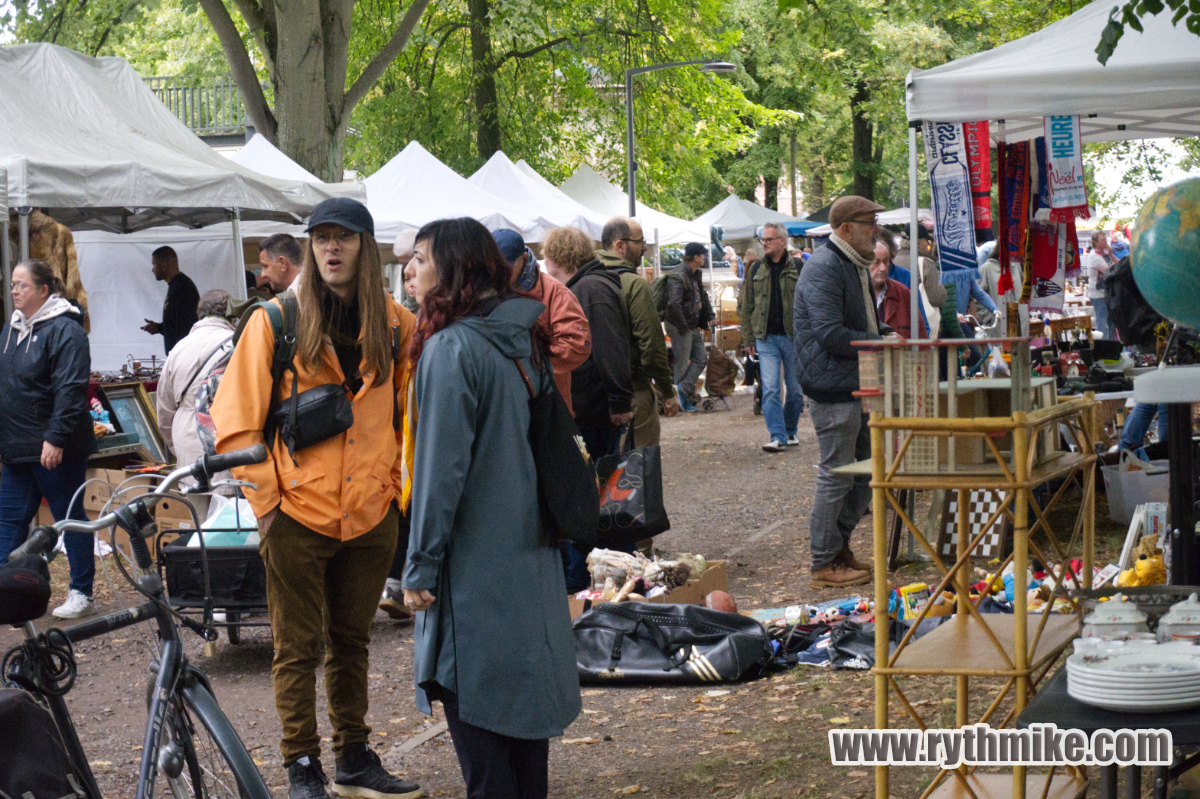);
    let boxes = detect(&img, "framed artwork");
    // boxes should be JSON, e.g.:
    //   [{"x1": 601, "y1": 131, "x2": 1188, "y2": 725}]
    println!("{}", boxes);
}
[{"x1": 100, "y1": 382, "x2": 171, "y2": 464}]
